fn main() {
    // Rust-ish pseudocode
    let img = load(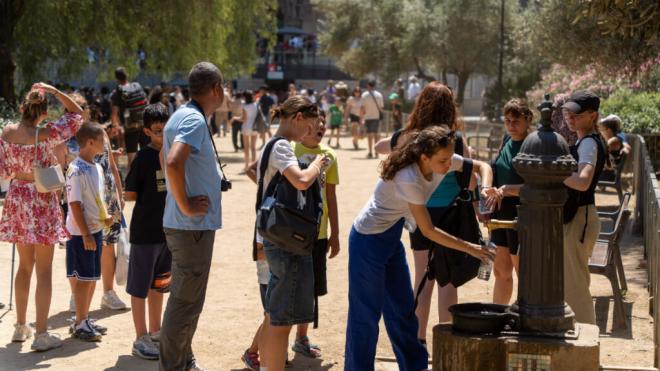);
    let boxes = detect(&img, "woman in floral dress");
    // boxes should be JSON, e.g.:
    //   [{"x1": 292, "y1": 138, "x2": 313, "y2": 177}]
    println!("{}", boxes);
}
[{"x1": 0, "y1": 83, "x2": 83, "y2": 351}]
